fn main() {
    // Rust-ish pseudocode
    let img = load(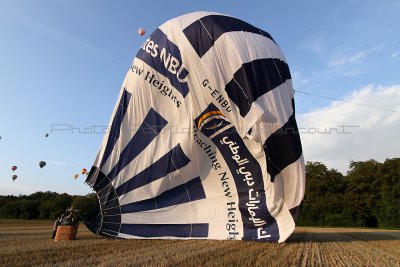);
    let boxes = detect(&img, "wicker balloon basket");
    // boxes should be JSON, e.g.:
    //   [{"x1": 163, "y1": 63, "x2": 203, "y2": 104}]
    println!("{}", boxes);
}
[{"x1": 54, "y1": 225, "x2": 78, "y2": 241}]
